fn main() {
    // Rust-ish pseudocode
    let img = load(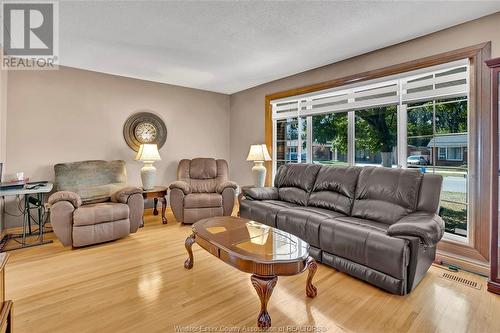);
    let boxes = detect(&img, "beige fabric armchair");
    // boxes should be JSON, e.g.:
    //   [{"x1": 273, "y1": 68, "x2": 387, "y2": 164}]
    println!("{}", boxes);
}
[
  {"x1": 48, "y1": 160, "x2": 144, "y2": 247},
  {"x1": 169, "y1": 158, "x2": 237, "y2": 224}
]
